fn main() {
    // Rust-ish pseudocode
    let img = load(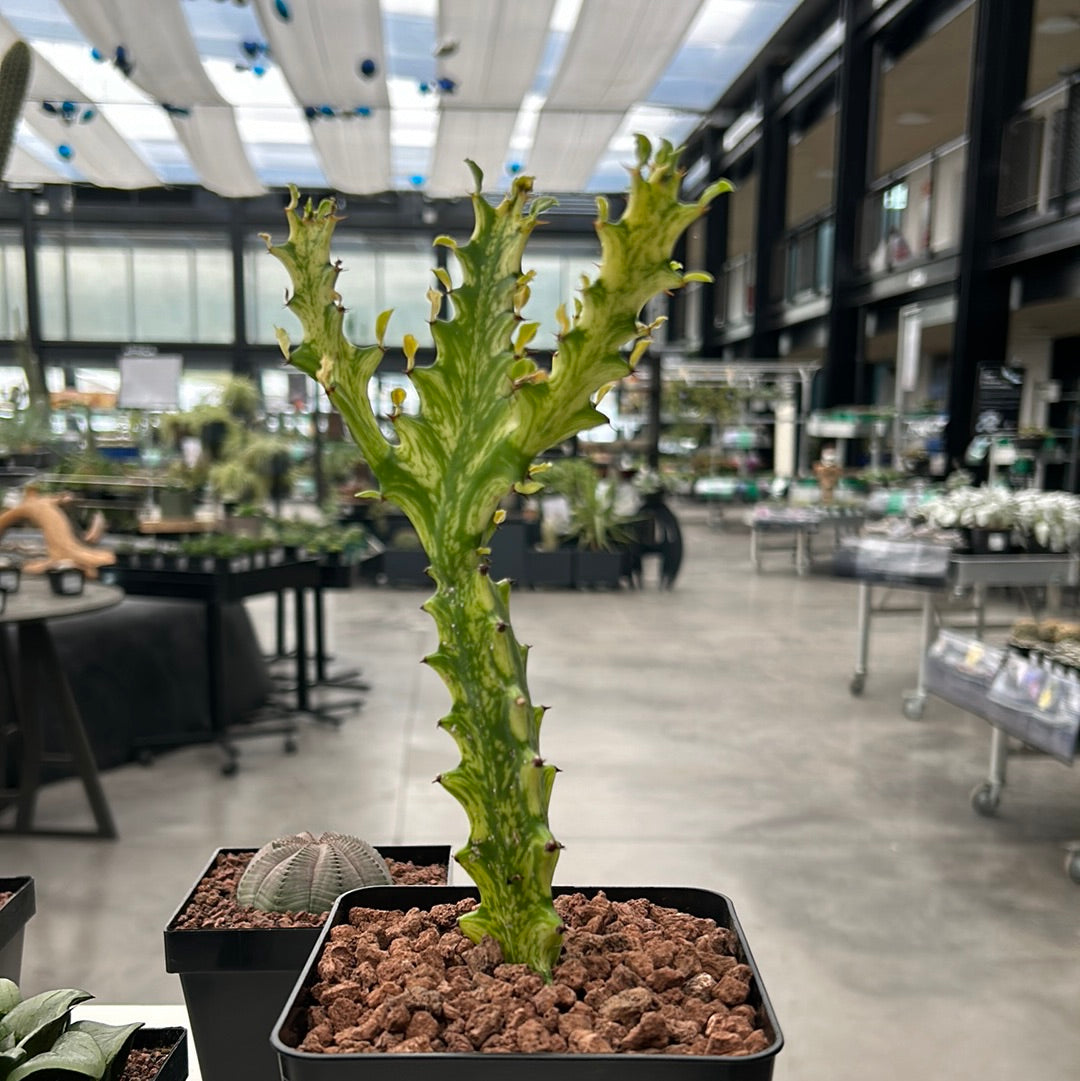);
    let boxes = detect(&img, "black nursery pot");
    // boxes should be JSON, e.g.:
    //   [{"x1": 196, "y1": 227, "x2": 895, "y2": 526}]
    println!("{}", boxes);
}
[
  {"x1": 132, "y1": 1027, "x2": 189, "y2": 1081},
  {"x1": 164, "y1": 846, "x2": 450, "y2": 1081},
  {"x1": 47, "y1": 566, "x2": 85, "y2": 596},
  {"x1": 0, "y1": 876, "x2": 35, "y2": 984},
  {"x1": 273, "y1": 885, "x2": 783, "y2": 1081}
]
